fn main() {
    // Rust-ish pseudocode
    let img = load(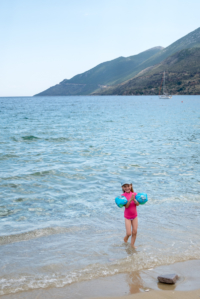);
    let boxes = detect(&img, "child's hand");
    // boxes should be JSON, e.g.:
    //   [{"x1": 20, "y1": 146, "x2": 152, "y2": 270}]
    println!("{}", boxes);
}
[
  {"x1": 130, "y1": 194, "x2": 135, "y2": 201},
  {"x1": 131, "y1": 194, "x2": 139, "y2": 205}
]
